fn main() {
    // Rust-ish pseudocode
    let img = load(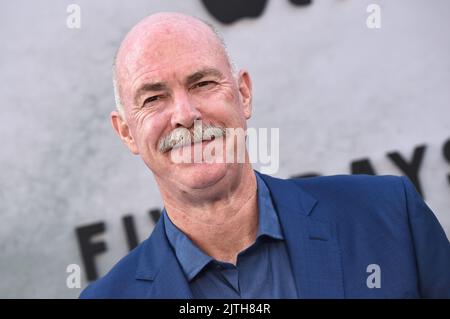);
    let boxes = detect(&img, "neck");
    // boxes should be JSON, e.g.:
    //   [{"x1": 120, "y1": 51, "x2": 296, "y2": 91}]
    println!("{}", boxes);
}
[{"x1": 159, "y1": 164, "x2": 258, "y2": 265}]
